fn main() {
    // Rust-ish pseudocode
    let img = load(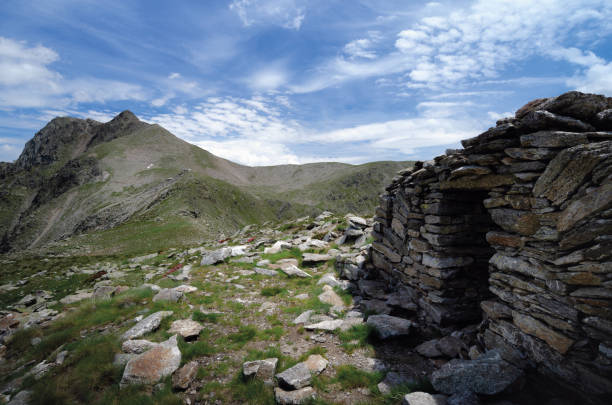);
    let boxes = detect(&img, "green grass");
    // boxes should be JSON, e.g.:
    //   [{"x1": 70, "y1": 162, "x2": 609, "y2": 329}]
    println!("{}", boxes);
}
[
  {"x1": 178, "y1": 335, "x2": 217, "y2": 363},
  {"x1": 226, "y1": 325, "x2": 258, "y2": 348},
  {"x1": 261, "y1": 286, "x2": 286, "y2": 297},
  {"x1": 334, "y1": 365, "x2": 383, "y2": 390},
  {"x1": 192, "y1": 310, "x2": 221, "y2": 323},
  {"x1": 261, "y1": 247, "x2": 303, "y2": 264},
  {"x1": 337, "y1": 324, "x2": 375, "y2": 354}
]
